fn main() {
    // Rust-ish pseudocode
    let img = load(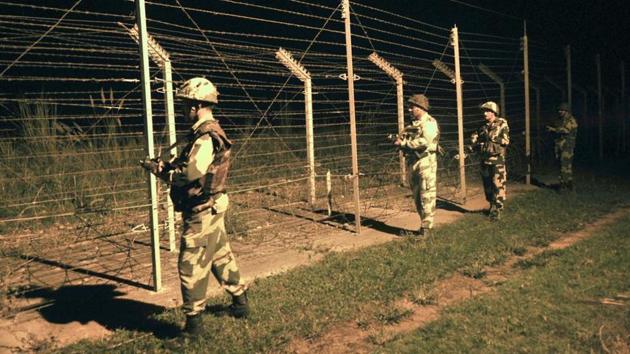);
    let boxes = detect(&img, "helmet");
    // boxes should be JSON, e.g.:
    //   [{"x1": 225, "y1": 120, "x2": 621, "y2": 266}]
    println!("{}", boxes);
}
[
  {"x1": 557, "y1": 102, "x2": 570, "y2": 112},
  {"x1": 407, "y1": 94, "x2": 430, "y2": 111},
  {"x1": 177, "y1": 77, "x2": 219, "y2": 104},
  {"x1": 480, "y1": 101, "x2": 499, "y2": 115}
]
